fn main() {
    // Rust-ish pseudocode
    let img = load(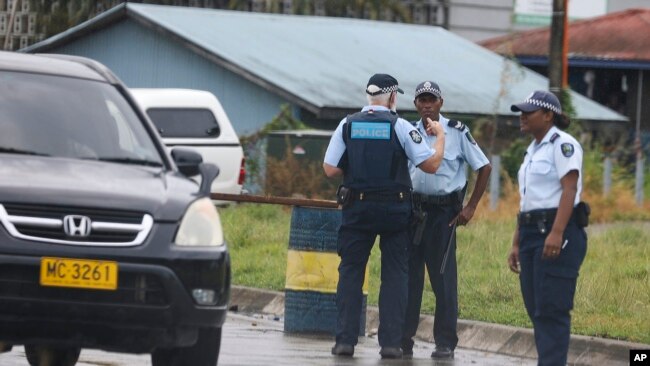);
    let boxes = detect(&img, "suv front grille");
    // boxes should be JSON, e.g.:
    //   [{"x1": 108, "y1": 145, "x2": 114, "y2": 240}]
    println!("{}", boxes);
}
[
  {"x1": 0, "y1": 264, "x2": 167, "y2": 306},
  {"x1": 0, "y1": 203, "x2": 153, "y2": 247},
  {"x1": 3, "y1": 203, "x2": 144, "y2": 224},
  {"x1": 14, "y1": 225, "x2": 139, "y2": 242}
]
